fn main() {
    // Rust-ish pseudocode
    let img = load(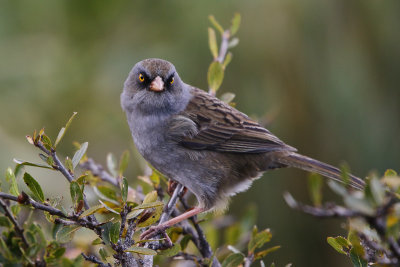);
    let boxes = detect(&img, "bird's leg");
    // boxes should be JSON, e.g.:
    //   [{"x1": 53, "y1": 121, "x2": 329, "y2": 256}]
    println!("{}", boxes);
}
[
  {"x1": 167, "y1": 179, "x2": 187, "y2": 197},
  {"x1": 140, "y1": 207, "x2": 204, "y2": 240}
]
